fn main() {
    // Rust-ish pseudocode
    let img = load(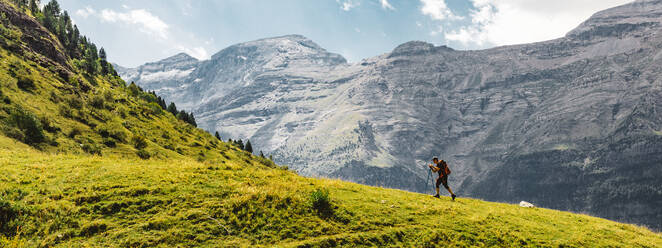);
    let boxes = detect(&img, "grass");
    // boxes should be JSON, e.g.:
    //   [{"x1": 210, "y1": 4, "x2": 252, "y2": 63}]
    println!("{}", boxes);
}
[
  {"x1": 0, "y1": 137, "x2": 660, "y2": 247},
  {"x1": 0, "y1": 1, "x2": 660, "y2": 247}
]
